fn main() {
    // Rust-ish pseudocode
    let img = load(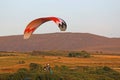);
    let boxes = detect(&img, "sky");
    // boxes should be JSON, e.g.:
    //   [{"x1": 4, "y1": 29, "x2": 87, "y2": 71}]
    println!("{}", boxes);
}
[{"x1": 0, "y1": 0, "x2": 120, "y2": 37}]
